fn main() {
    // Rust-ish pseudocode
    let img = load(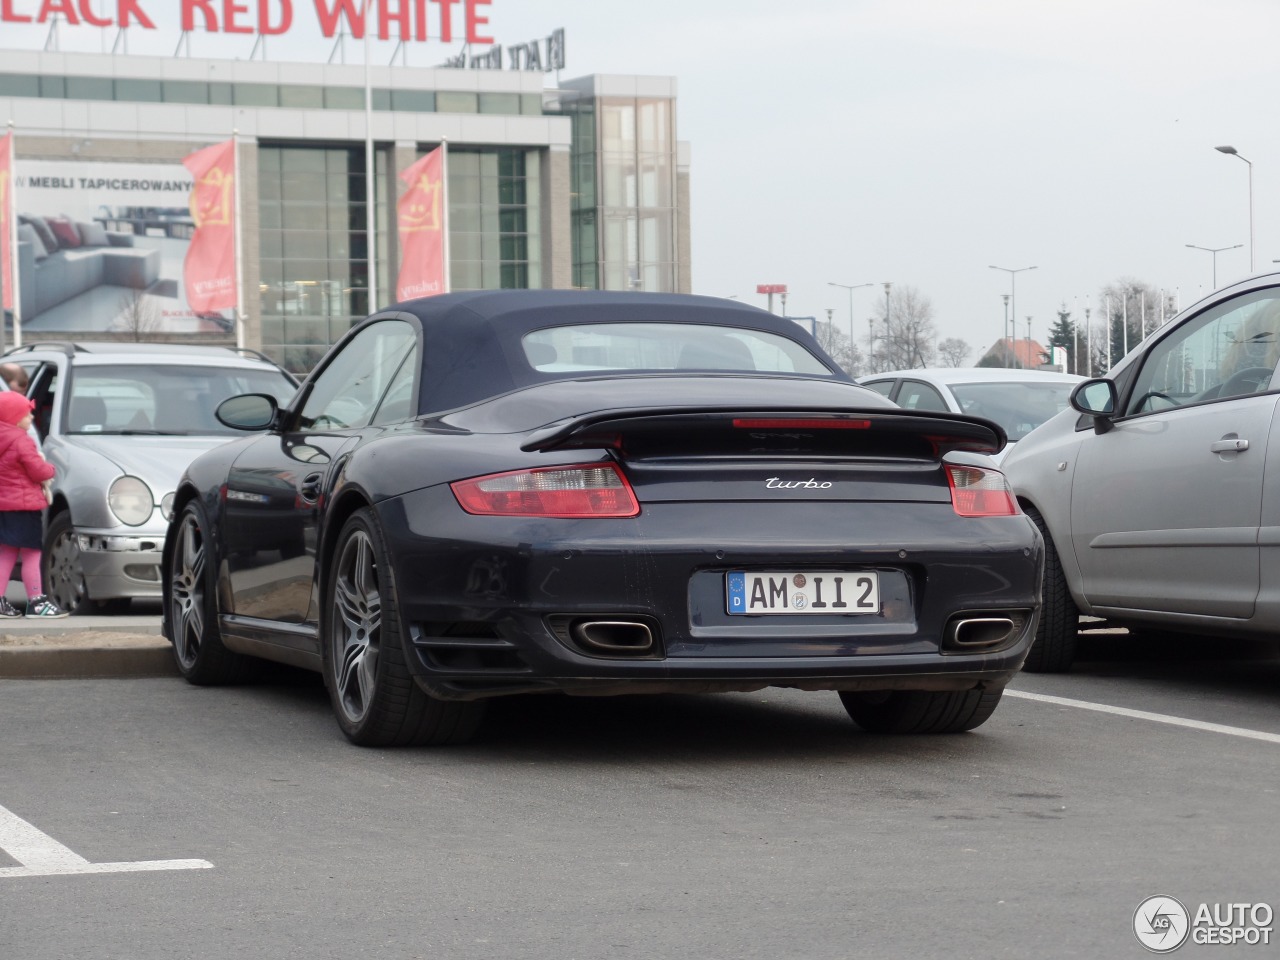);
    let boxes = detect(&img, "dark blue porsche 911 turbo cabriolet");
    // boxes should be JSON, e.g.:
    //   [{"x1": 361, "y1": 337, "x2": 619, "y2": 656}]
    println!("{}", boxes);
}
[{"x1": 161, "y1": 290, "x2": 1042, "y2": 746}]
